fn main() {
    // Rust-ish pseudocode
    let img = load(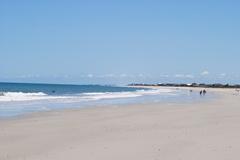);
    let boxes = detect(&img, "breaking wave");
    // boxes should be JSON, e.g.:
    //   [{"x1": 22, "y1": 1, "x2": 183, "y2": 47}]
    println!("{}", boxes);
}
[{"x1": 0, "y1": 88, "x2": 176, "y2": 102}]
